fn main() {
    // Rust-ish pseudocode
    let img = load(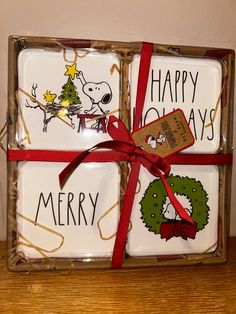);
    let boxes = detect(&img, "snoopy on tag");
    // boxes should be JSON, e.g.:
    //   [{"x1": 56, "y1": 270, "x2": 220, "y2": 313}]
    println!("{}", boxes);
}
[
  {"x1": 77, "y1": 71, "x2": 112, "y2": 115},
  {"x1": 145, "y1": 132, "x2": 166, "y2": 149}
]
